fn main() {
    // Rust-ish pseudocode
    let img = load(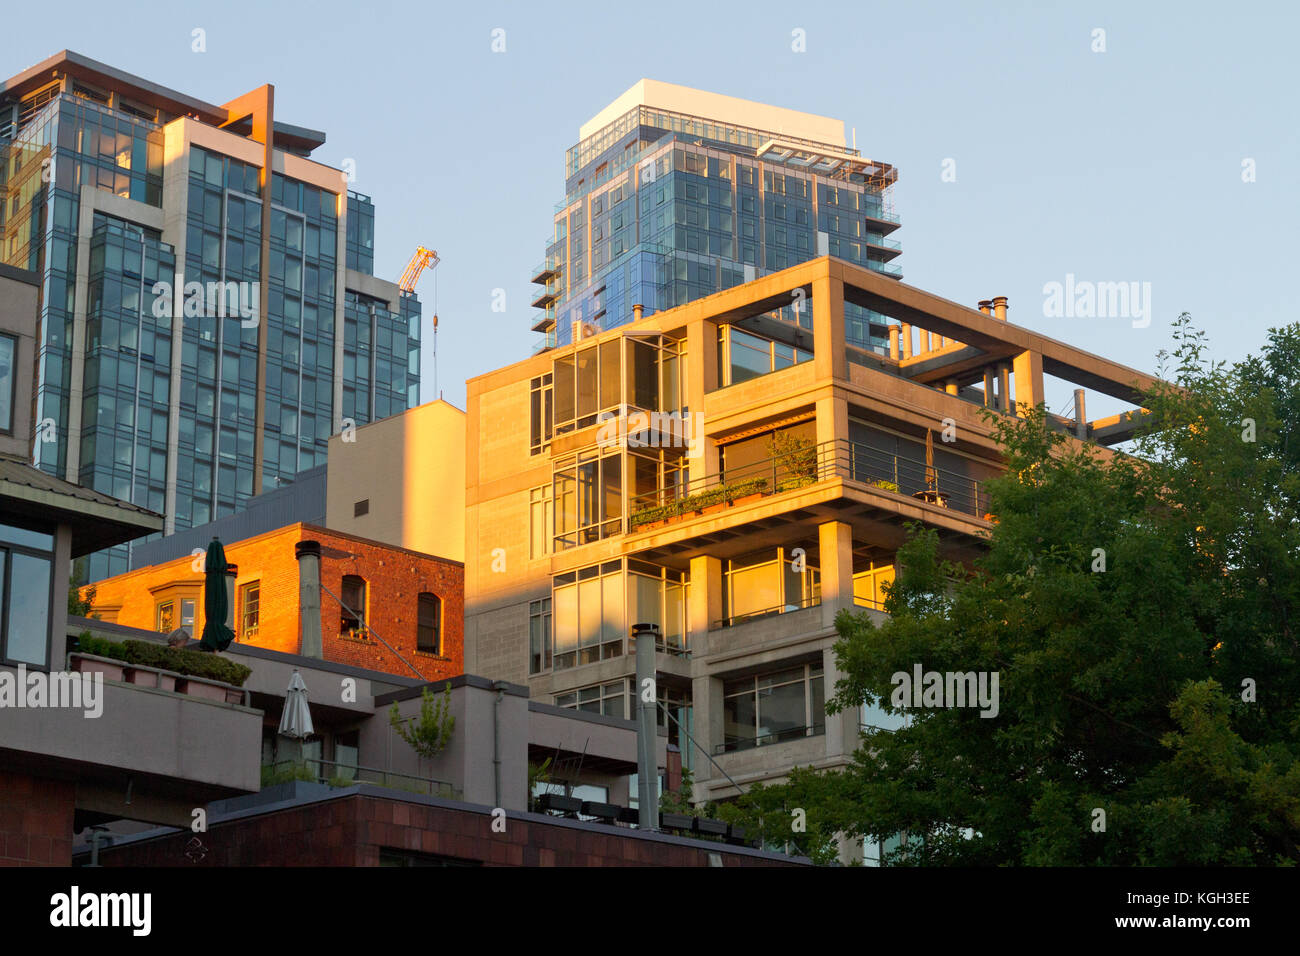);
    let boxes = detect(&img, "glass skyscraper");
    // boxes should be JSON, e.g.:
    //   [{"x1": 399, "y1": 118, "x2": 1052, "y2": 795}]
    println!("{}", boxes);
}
[
  {"x1": 0, "y1": 52, "x2": 420, "y2": 580},
  {"x1": 531, "y1": 80, "x2": 901, "y2": 351}
]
